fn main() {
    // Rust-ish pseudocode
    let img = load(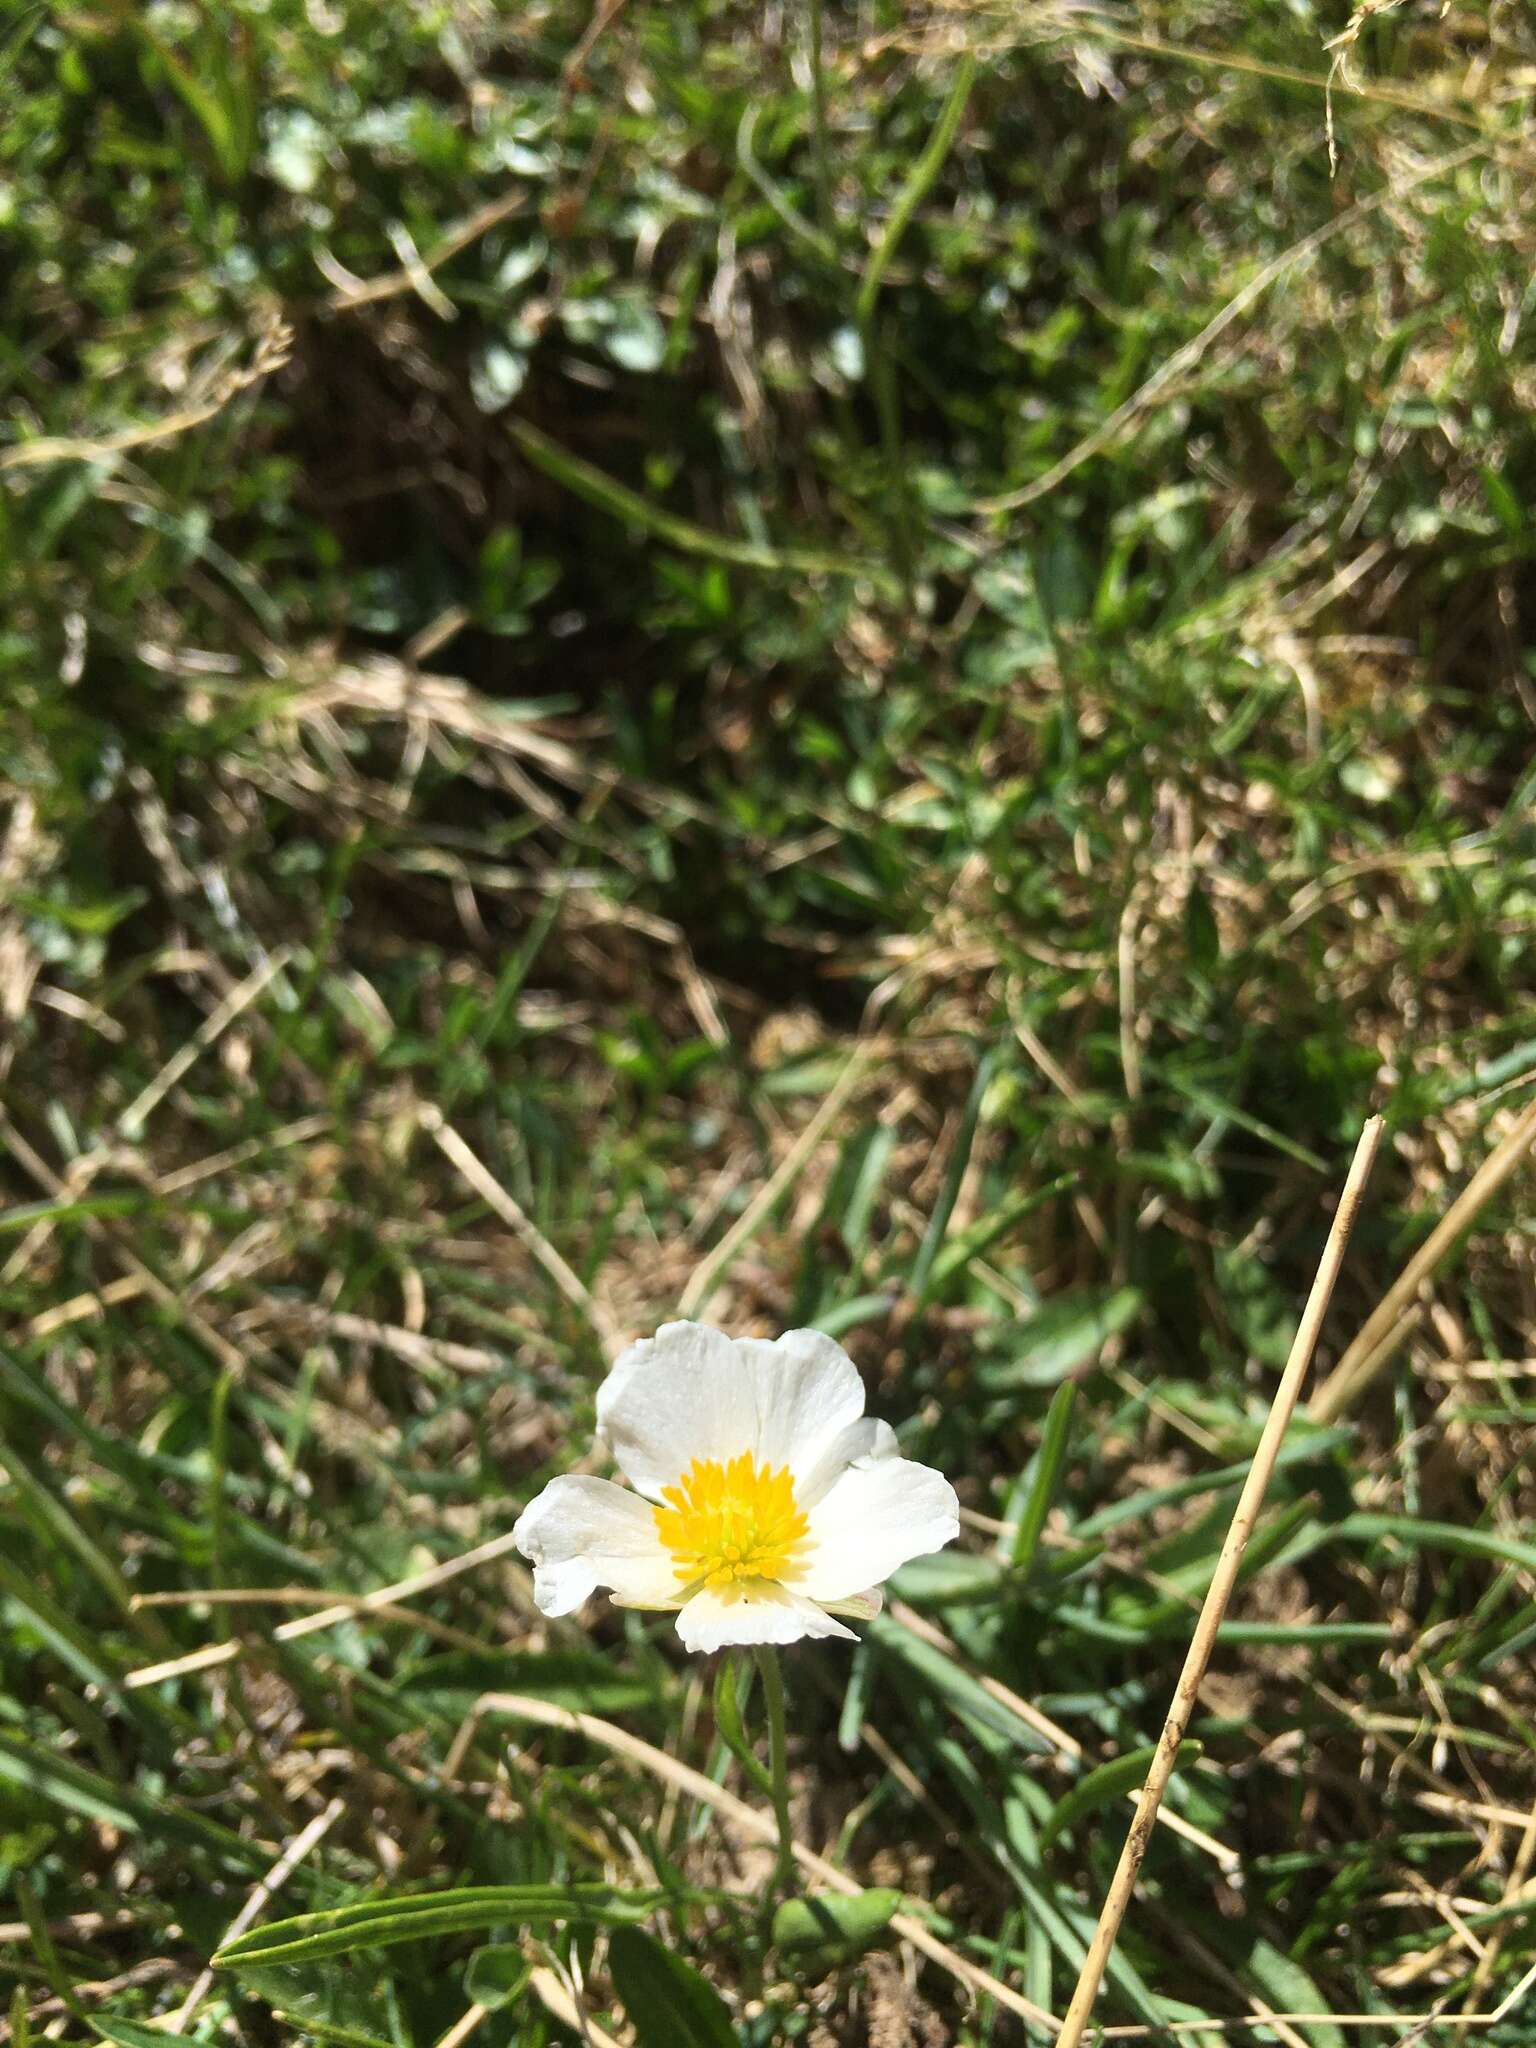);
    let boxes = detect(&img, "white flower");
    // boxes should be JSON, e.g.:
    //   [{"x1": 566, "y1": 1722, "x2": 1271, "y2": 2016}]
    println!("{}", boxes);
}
[{"x1": 513, "y1": 1321, "x2": 960, "y2": 1652}]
